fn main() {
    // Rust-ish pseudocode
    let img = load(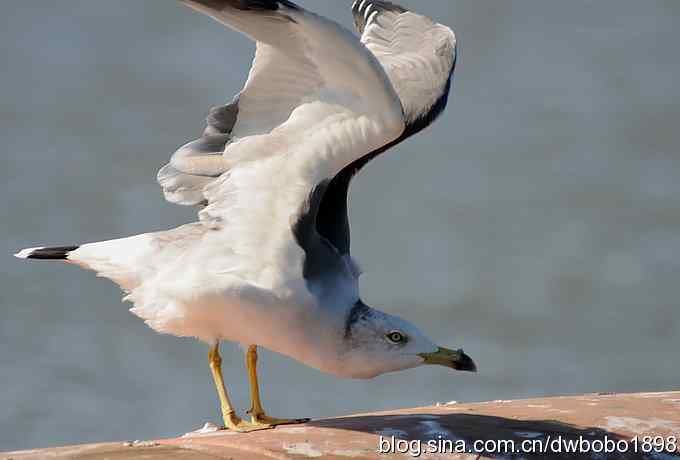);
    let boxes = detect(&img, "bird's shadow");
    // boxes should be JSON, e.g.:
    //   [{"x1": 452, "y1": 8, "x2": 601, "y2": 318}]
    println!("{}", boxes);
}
[{"x1": 307, "y1": 412, "x2": 675, "y2": 460}]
